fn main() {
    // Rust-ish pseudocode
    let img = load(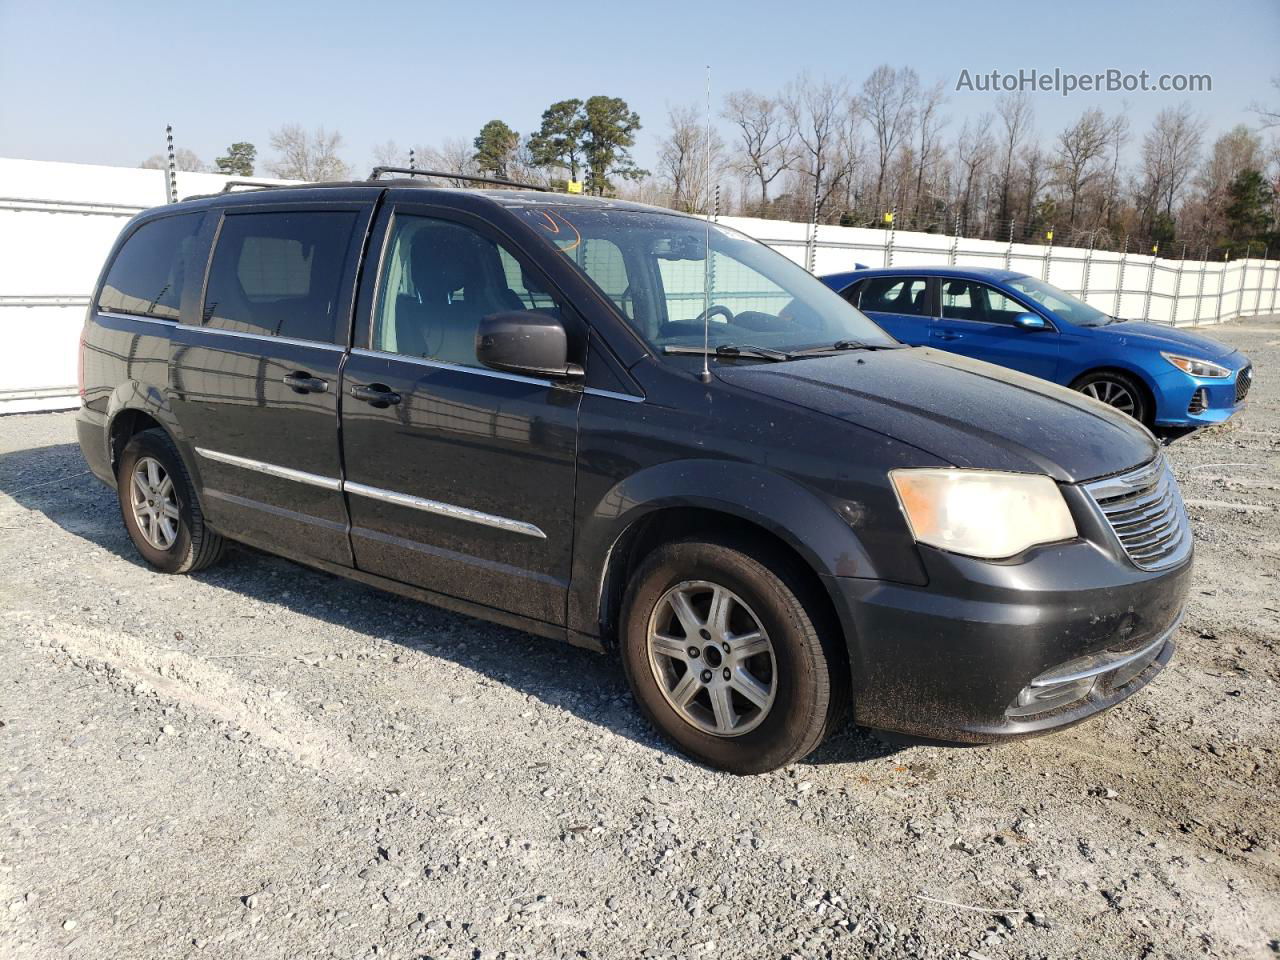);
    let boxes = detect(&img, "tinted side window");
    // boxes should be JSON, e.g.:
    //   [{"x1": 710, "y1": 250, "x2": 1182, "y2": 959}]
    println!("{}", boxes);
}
[
  {"x1": 859, "y1": 276, "x2": 929, "y2": 316},
  {"x1": 98, "y1": 213, "x2": 204, "y2": 320},
  {"x1": 372, "y1": 215, "x2": 561, "y2": 368},
  {"x1": 202, "y1": 211, "x2": 357, "y2": 342},
  {"x1": 942, "y1": 280, "x2": 1027, "y2": 325}
]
